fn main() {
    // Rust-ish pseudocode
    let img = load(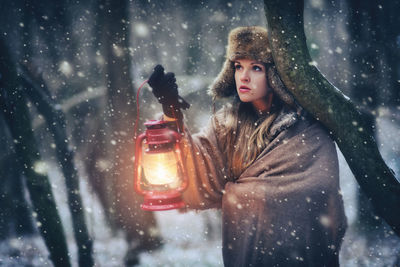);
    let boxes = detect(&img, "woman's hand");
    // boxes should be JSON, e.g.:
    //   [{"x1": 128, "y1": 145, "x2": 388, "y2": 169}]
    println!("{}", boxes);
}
[{"x1": 148, "y1": 65, "x2": 189, "y2": 119}]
